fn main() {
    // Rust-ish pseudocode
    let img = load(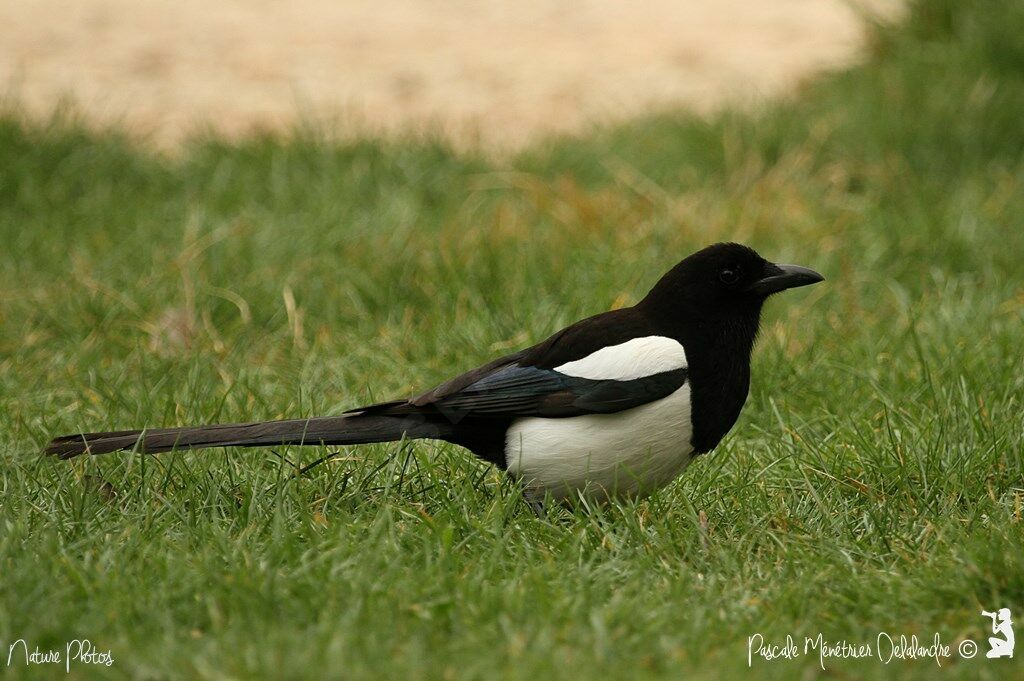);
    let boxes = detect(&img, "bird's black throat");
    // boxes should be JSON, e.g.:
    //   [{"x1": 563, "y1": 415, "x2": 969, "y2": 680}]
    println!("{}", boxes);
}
[
  {"x1": 641, "y1": 296, "x2": 763, "y2": 455},
  {"x1": 685, "y1": 310, "x2": 761, "y2": 453}
]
